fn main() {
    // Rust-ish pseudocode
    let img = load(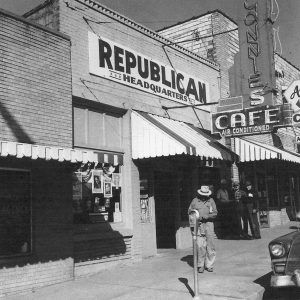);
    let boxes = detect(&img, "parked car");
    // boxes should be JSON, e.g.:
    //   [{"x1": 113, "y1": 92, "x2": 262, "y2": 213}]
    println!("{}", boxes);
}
[{"x1": 269, "y1": 228, "x2": 300, "y2": 287}]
